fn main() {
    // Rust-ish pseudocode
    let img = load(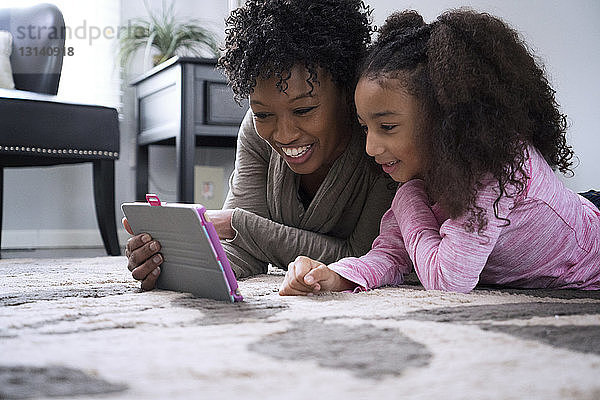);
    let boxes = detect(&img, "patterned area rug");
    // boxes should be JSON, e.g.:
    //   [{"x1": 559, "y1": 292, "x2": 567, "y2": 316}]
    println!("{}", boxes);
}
[{"x1": 1, "y1": 257, "x2": 599, "y2": 399}]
